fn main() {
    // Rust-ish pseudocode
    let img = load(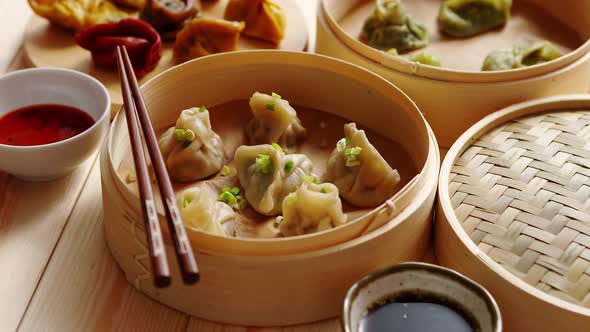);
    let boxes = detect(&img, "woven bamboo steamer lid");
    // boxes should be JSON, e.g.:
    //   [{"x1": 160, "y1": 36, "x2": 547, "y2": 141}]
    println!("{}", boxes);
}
[
  {"x1": 101, "y1": 50, "x2": 440, "y2": 325},
  {"x1": 436, "y1": 94, "x2": 590, "y2": 331},
  {"x1": 317, "y1": 0, "x2": 590, "y2": 148}
]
